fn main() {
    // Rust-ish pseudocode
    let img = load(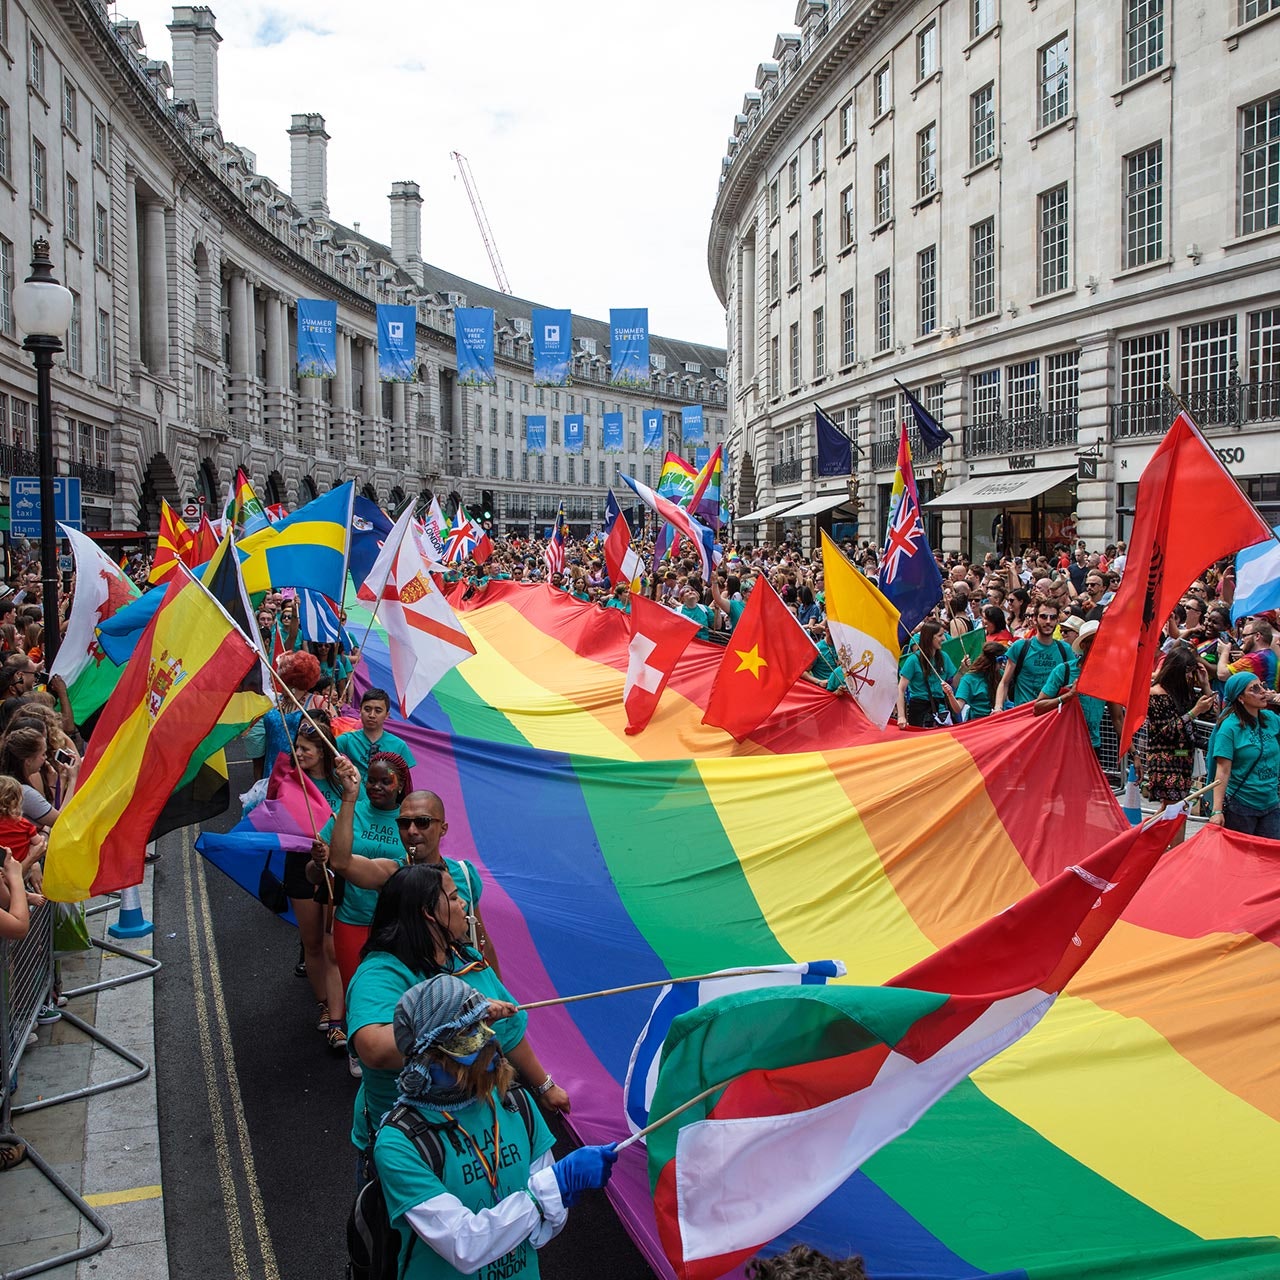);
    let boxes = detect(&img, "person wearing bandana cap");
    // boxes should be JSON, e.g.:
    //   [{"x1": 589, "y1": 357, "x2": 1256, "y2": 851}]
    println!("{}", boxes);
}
[{"x1": 375, "y1": 975, "x2": 616, "y2": 1280}]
